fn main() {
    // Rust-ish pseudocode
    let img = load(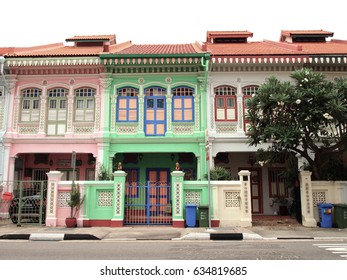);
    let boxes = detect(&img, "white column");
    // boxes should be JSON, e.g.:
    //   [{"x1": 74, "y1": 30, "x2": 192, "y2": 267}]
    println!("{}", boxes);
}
[
  {"x1": 45, "y1": 171, "x2": 63, "y2": 227},
  {"x1": 238, "y1": 170, "x2": 252, "y2": 227},
  {"x1": 299, "y1": 171, "x2": 316, "y2": 227}
]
